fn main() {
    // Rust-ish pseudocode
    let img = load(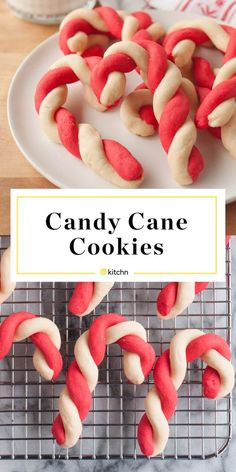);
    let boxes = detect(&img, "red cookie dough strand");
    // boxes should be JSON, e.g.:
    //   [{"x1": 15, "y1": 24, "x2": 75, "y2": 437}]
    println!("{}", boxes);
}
[
  {"x1": 163, "y1": 25, "x2": 236, "y2": 62},
  {"x1": 192, "y1": 57, "x2": 221, "y2": 138},
  {"x1": 140, "y1": 105, "x2": 158, "y2": 129},
  {"x1": 163, "y1": 28, "x2": 210, "y2": 59},
  {"x1": 91, "y1": 53, "x2": 136, "y2": 101},
  {"x1": 0, "y1": 312, "x2": 62, "y2": 380},
  {"x1": 195, "y1": 78, "x2": 236, "y2": 128},
  {"x1": 138, "y1": 333, "x2": 231, "y2": 456},
  {"x1": 68, "y1": 282, "x2": 94, "y2": 315},
  {"x1": 158, "y1": 89, "x2": 204, "y2": 182},
  {"x1": 34, "y1": 67, "x2": 78, "y2": 114},
  {"x1": 223, "y1": 26, "x2": 236, "y2": 62},
  {"x1": 157, "y1": 282, "x2": 209, "y2": 317},
  {"x1": 192, "y1": 57, "x2": 215, "y2": 89}
]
